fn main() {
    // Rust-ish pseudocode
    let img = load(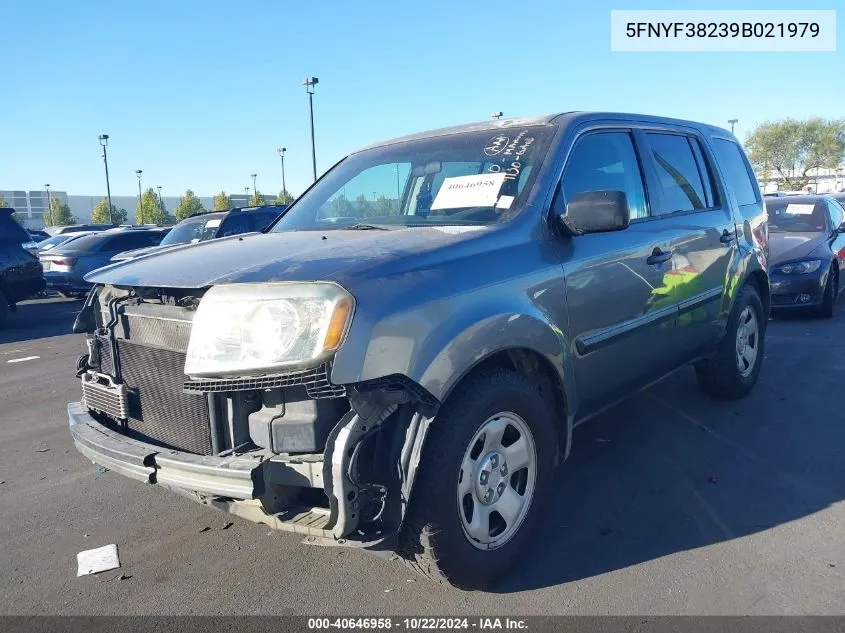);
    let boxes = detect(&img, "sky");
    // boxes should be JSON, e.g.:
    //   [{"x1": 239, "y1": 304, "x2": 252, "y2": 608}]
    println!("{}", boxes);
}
[{"x1": 1, "y1": 0, "x2": 842, "y2": 200}]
